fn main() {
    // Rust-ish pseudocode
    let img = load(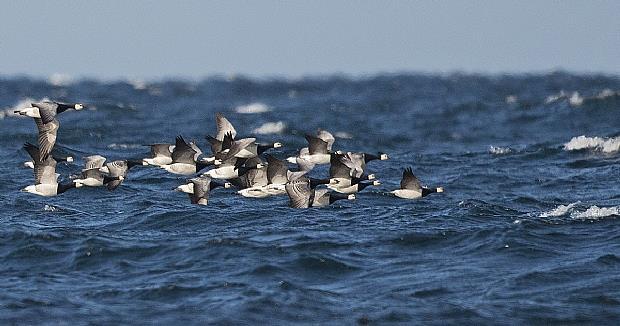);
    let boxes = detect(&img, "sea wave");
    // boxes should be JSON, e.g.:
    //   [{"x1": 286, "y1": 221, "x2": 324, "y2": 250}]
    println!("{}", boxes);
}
[
  {"x1": 235, "y1": 102, "x2": 271, "y2": 114},
  {"x1": 563, "y1": 135, "x2": 620, "y2": 153},
  {"x1": 540, "y1": 202, "x2": 619, "y2": 220},
  {"x1": 539, "y1": 202, "x2": 580, "y2": 217},
  {"x1": 488, "y1": 146, "x2": 512, "y2": 155}
]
